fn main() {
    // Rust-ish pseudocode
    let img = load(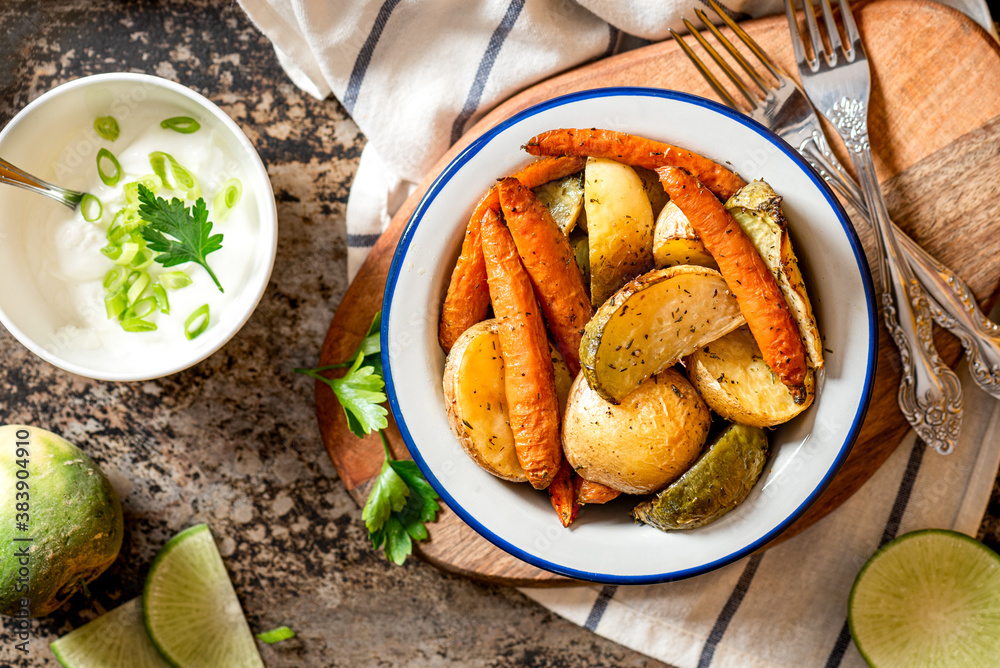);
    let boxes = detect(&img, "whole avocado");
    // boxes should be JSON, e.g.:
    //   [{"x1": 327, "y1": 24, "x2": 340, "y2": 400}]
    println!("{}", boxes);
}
[{"x1": 0, "y1": 425, "x2": 124, "y2": 617}]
